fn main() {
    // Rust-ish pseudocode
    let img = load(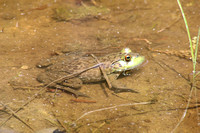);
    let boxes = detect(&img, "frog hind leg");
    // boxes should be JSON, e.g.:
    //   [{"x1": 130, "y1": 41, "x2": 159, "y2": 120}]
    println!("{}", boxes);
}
[
  {"x1": 61, "y1": 77, "x2": 83, "y2": 89},
  {"x1": 108, "y1": 74, "x2": 139, "y2": 93},
  {"x1": 112, "y1": 85, "x2": 139, "y2": 93},
  {"x1": 37, "y1": 72, "x2": 89, "y2": 97},
  {"x1": 60, "y1": 78, "x2": 89, "y2": 97}
]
